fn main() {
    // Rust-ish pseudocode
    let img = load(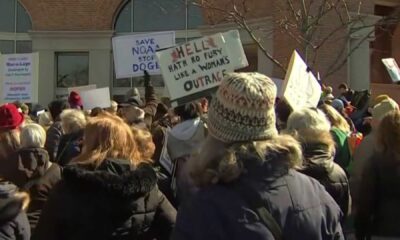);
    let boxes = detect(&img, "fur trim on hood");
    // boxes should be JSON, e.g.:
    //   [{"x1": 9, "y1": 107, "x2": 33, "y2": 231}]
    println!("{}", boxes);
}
[
  {"x1": 63, "y1": 159, "x2": 158, "y2": 199},
  {"x1": 0, "y1": 181, "x2": 29, "y2": 224}
]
